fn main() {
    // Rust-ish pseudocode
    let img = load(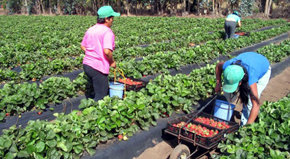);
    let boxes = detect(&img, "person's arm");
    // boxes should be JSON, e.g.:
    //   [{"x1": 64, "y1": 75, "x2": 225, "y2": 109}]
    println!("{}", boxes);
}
[
  {"x1": 237, "y1": 20, "x2": 242, "y2": 27},
  {"x1": 104, "y1": 48, "x2": 116, "y2": 68},
  {"x1": 81, "y1": 45, "x2": 86, "y2": 52},
  {"x1": 215, "y1": 62, "x2": 225, "y2": 92},
  {"x1": 246, "y1": 83, "x2": 260, "y2": 124}
]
